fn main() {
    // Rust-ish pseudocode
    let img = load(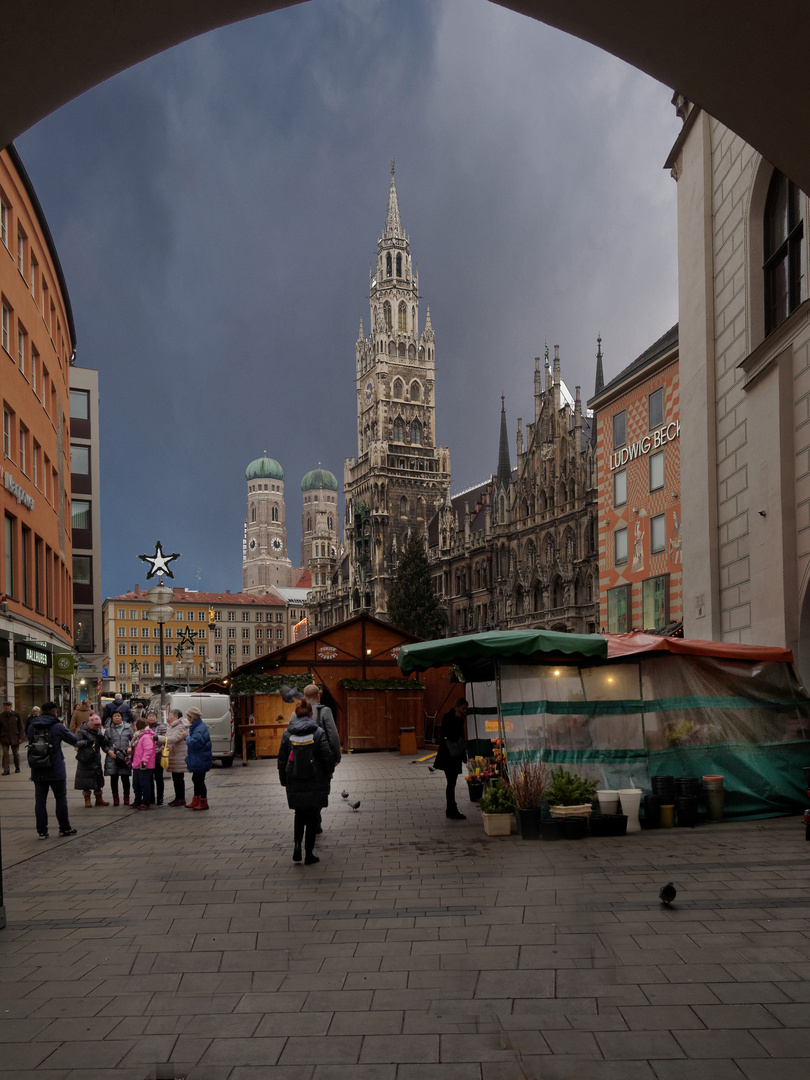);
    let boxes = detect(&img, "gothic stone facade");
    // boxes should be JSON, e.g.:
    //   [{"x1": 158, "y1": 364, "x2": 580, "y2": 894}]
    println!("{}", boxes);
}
[{"x1": 428, "y1": 348, "x2": 599, "y2": 637}]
